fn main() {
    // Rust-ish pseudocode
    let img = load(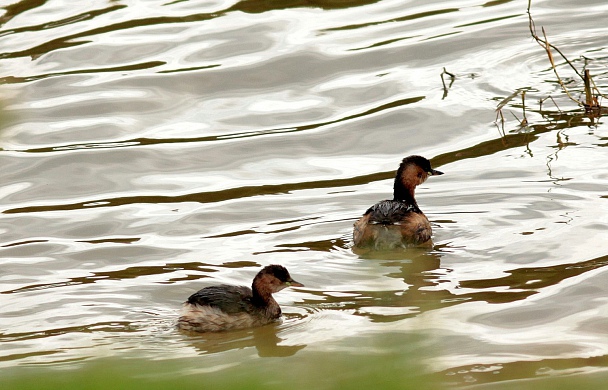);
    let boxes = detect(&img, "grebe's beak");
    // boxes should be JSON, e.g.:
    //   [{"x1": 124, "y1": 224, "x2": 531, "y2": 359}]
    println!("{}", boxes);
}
[
  {"x1": 429, "y1": 169, "x2": 444, "y2": 176},
  {"x1": 286, "y1": 279, "x2": 304, "y2": 288}
]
